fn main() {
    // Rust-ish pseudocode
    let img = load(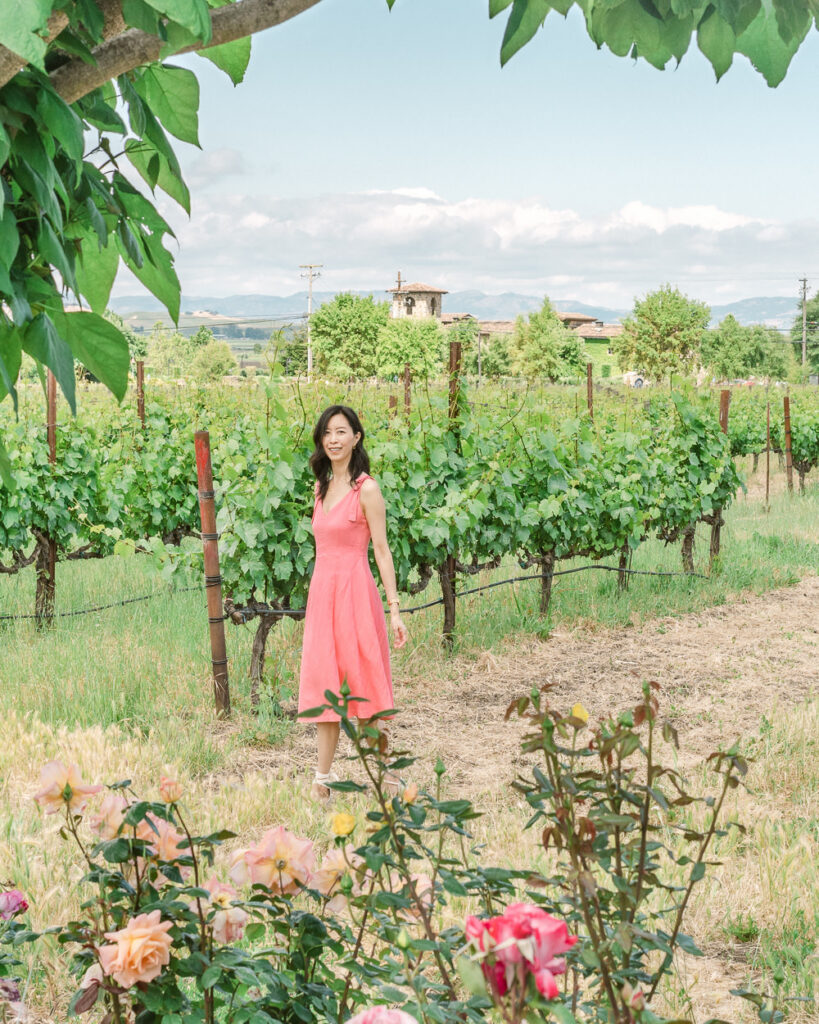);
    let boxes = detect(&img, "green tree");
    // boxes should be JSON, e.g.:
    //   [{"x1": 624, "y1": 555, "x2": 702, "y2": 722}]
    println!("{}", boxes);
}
[
  {"x1": 789, "y1": 290, "x2": 819, "y2": 373},
  {"x1": 104, "y1": 310, "x2": 146, "y2": 361},
  {"x1": 191, "y1": 339, "x2": 237, "y2": 381},
  {"x1": 702, "y1": 316, "x2": 788, "y2": 381},
  {"x1": 613, "y1": 284, "x2": 710, "y2": 384},
  {"x1": 475, "y1": 334, "x2": 513, "y2": 378},
  {"x1": 376, "y1": 317, "x2": 443, "y2": 379},
  {"x1": 145, "y1": 322, "x2": 192, "y2": 378},
  {"x1": 311, "y1": 293, "x2": 389, "y2": 379},
  {"x1": 0, "y1": 0, "x2": 814, "y2": 483},
  {"x1": 510, "y1": 298, "x2": 586, "y2": 380},
  {"x1": 190, "y1": 324, "x2": 216, "y2": 348}
]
